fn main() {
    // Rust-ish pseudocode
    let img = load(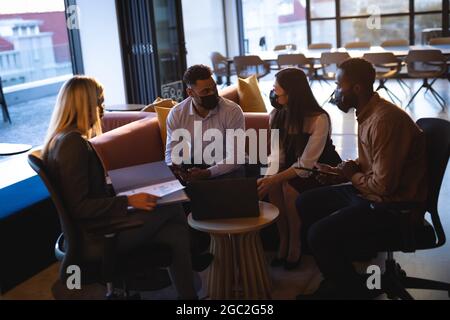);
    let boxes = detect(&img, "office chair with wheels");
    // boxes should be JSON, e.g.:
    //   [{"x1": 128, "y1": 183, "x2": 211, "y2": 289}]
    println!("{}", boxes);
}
[
  {"x1": 374, "y1": 118, "x2": 450, "y2": 300},
  {"x1": 28, "y1": 150, "x2": 173, "y2": 300}
]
